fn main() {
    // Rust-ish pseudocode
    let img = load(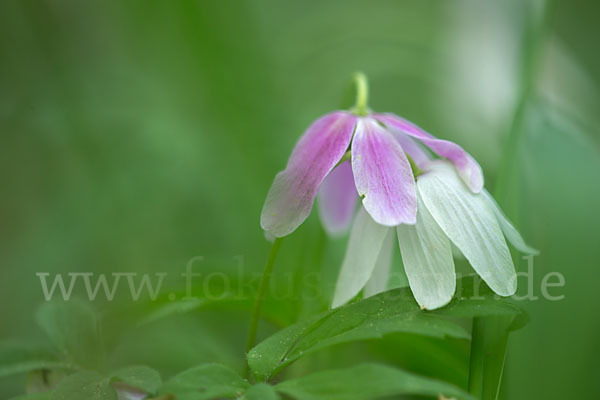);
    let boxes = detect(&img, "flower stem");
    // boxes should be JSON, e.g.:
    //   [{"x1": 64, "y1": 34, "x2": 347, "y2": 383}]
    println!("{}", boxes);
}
[
  {"x1": 245, "y1": 237, "x2": 284, "y2": 359},
  {"x1": 468, "y1": 318, "x2": 485, "y2": 397},
  {"x1": 468, "y1": 316, "x2": 512, "y2": 400},
  {"x1": 352, "y1": 72, "x2": 370, "y2": 116}
]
